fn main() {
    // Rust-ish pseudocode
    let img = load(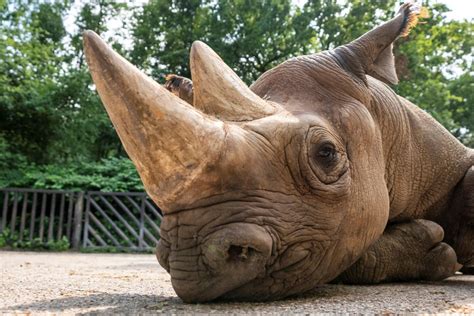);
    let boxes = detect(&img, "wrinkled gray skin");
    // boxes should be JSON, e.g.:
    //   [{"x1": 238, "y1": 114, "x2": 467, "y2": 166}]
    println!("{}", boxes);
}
[{"x1": 84, "y1": 3, "x2": 474, "y2": 303}]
